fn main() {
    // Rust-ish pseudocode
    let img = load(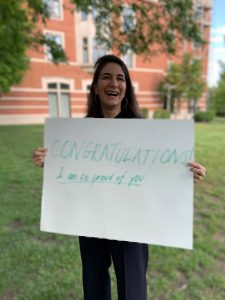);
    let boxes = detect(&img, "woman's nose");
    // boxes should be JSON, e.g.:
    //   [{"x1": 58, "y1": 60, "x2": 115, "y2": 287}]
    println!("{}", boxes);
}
[{"x1": 109, "y1": 77, "x2": 118, "y2": 87}]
